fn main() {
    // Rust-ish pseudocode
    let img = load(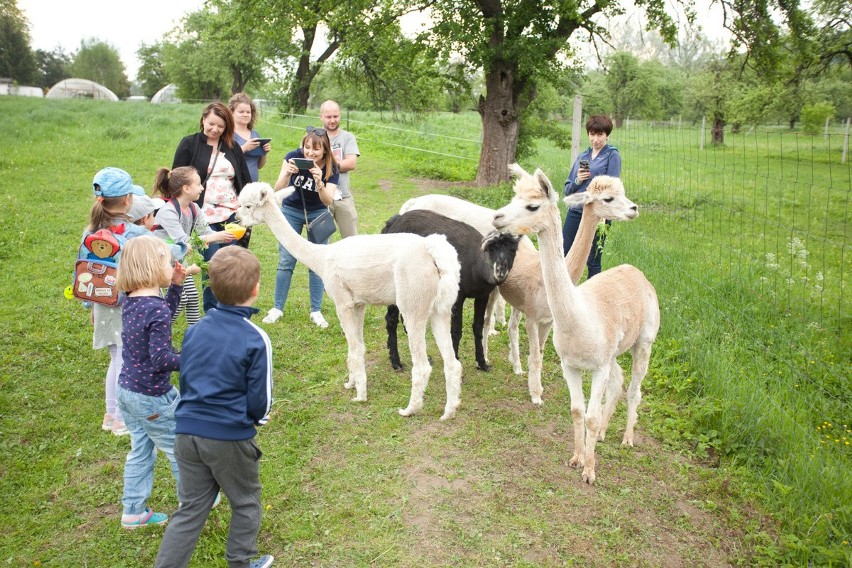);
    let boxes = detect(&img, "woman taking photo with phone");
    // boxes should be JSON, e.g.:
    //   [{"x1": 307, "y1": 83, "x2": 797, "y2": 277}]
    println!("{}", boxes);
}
[
  {"x1": 172, "y1": 101, "x2": 252, "y2": 311},
  {"x1": 562, "y1": 114, "x2": 621, "y2": 279},
  {"x1": 262, "y1": 126, "x2": 339, "y2": 328}
]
